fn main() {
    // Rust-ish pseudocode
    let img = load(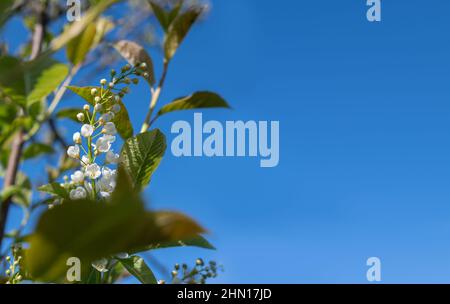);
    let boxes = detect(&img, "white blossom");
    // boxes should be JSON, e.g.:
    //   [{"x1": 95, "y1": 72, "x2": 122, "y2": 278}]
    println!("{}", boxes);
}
[
  {"x1": 103, "y1": 122, "x2": 117, "y2": 135},
  {"x1": 81, "y1": 124, "x2": 94, "y2": 137},
  {"x1": 112, "y1": 104, "x2": 121, "y2": 113},
  {"x1": 85, "y1": 163, "x2": 101, "y2": 179},
  {"x1": 70, "y1": 170, "x2": 84, "y2": 184},
  {"x1": 81, "y1": 155, "x2": 90, "y2": 166},
  {"x1": 94, "y1": 103, "x2": 102, "y2": 111},
  {"x1": 106, "y1": 150, "x2": 120, "y2": 164},
  {"x1": 73, "y1": 132, "x2": 81, "y2": 144},
  {"x1": 100, "y1": 113, "x2": 112, "y2": 123},
  {"x1": 76, "y1": 113, "x2": 85, "y2": 122},
  {"x1": 95, "y1": 136, "x2": 112, "y2": 153},
  {"x1": 67, "y1": 145, "x2": 80, "y2": 158},
  {"x1": 70, "y1": 186, "x2": 87, "y2": 200}
]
